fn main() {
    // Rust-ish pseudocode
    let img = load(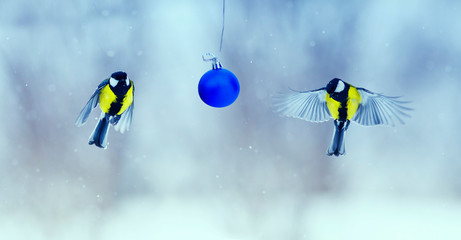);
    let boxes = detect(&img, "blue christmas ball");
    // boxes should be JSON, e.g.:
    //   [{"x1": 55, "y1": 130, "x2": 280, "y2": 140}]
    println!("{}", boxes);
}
[{"x1": 198, "y1": 68, "x2": 240, "y2": 108}]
